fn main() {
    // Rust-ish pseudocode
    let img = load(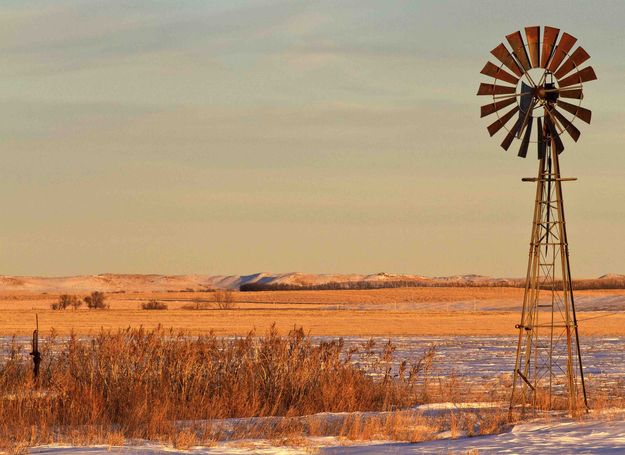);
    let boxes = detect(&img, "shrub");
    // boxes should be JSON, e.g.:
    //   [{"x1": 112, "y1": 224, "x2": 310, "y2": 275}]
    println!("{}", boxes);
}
[
  {"x1": 182, "y1": 298, "x2": 211, "y2": 310},
  {"x1": 84, "y1": 291, "x2": 108, "y2": 309},
  {"x1": 141, "y1": 299, "x2": 168, "y2": 310},
  {"x1": 51, "y1": 294, "x2": 81, "y2": 310},
  {"x1": 214, "y1": 289, "x2": 235, "y2": 309}
]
